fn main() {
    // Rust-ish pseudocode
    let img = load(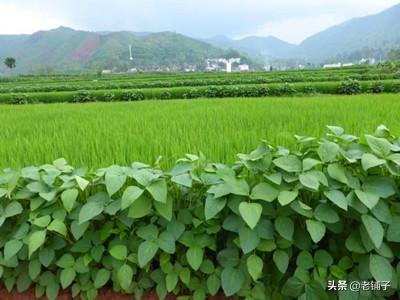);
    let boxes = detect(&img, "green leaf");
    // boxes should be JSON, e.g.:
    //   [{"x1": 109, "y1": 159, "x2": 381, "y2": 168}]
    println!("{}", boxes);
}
[
  {"x1": 303, "y1": 158, "x2": 321, "y2": 172},
  {"x1": 186, "y1": 246, "x2": 204, "y2": 271},
  {"x1": 166, "y1": 272, "x2": 178, "y2": 292},
  {"x1": 238, "y1": 202, "x2": 262, "y2": 229},
  {"x1": 56, "y1": 254, "x2": 74, "y2": 268},
  {"x1": 247, "y1": 254, "x2": 263, "y2": 281},
  {"x1": 146, "y1": 179, "x2": 167, "y2": 203},
  {"x1": 105, "y1": 167, "x2": 126, "y2": 196},
  {"x1": 75, "y1": 176, "x2": 89, "y2": 191},
  {"x1": 314, "y1": 204, "x2": 339, "y2": 224},
  {"x1": 299, "y1": 172, "x2": 320, "y2": 191},
  {"x1": 239, "y1": 226, "x2": 260, "y2": 254},
  {"x1": 221, "y1": 267, "x2": 245, "y2": 296},
  {"x1": 128, "y1": 195, "x2": 152, "y2": 219},
  {"x1": 207, "y1": 273, "x2": 221, "y2": 296},
  {"x1": 94, "y1": 269, "x2": 111, "y2": 288},
  {"x1": 361, "y1": 153, "x2": 385, "y2": 171},
  {"x1": 121, "y1": 186, "x2": 144, "y2": 210},
  {"x1": 117, "y1": 264, "x2": 133, "y2": 291},
  {"x1": 60, "y1": 268, "x2": 76, "y2": 289},
  {"x1": 365, "y1": 135, "x2": 392, "y2": 157},
  {"x1": 362, "y1": 215, "x2": 384, "y2": 249},
  {"x1": 70, "y1": 220, "x2": 88, "y2": 240},
  {"x1": 32, "y1": 216, "x2": 51, "y2": 228},
  {"x1": 296, "y1": 251, "x2": 314, "y2": 269},
  {"x1": 28, "y1": 230, "x2": 46, "y2": 258},
  {"x1": 4, "y1": 240, "x2": 23, "y2": 261},
  {"x1": 275, "y1": 217, "x2": 294, "y2": 241},
  {"x1": 172, "y1": 173, "x2": 192, "y2": 188},
  {"x1": 369, "y1": 254, "x2": 393, "y2": 282},
  {"x1": 355, "y1": 190, "x2": 380, "y2": 210},
  {"x1": 61, "y1": 189, "x2": 78, "y2": 212},
  {"x1": 28, "y1": 260, "x2": 41, "y2": 280},
  {"x1": 306, "y1": 220, "x2": 326, "y2": 243},
  {"x1": 314, "y1": 250, "x2": 333, "y2": 268},
  {"x1": 47, "y1": 219, "x2": 67, "y2": 237},
  {"x1": 250, "y1": 182, "x2": 279, "y2": 202},
  {"x1": 158, "y1": 231, "x2": 176, "y2": 254},
  {"x1": 5, "y1": 202, "x2": 23, "y2": 217},
  {"x1": 154, "y1": 195, "x2": 173, "y2": 221},
  {"x1": 273, "y1": 250, "x2": 289, "y2": 273},
  {"x1": 138, "y1": 241, "x2": 158, "y2": 267},
  {"x1": 273, "y1": 155, "x2": 302, "y2": 173},
  {"x1": 318, "y1": 141, "x2": 339, "y2": 162},
  {"x1": 78, "y1": 199, "x2": 104, "y2": 224},
  {"x1": 109, "y1": 244, "x2": 127, "y2": 261},
  {"x1": 324, "y1": 190, "x2": 348, "y2": 211},
  {"x1": 204, "y1": 195, "x2": 226, "y2": 220},
  {"x1": 278, "y1": 190, "x2": 298, "y2": 206},
  {"x1": 327, "y1": 163, "x2": 349, "y2": 185}
]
